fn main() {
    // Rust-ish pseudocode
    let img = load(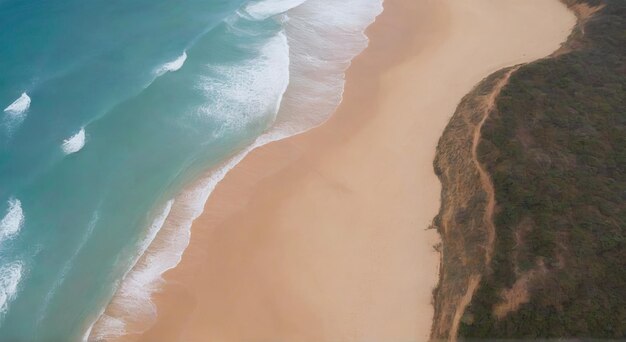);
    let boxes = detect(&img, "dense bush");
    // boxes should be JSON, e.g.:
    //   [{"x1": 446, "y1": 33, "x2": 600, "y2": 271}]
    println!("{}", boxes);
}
[{"x1": 459, "y1": 0, "x2": 626, "y2": 338}]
